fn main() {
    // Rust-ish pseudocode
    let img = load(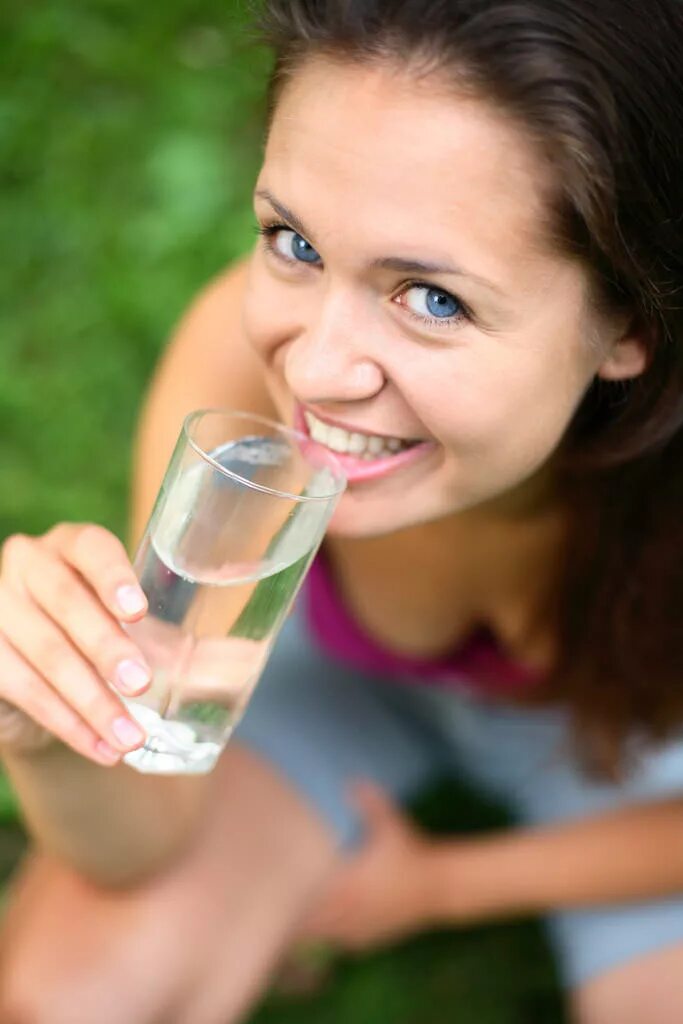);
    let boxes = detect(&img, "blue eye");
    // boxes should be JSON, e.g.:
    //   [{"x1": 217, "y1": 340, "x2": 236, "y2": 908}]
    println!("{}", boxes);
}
[
  {"x1": 426, "y1": 289, "x2": 460, "y2": 317},
  {"x1": 401, "y1": 285, "x2": 462, "y2": 321},
  {"x1": 271, "y1": 228, "x2": 321, "y2": 265}
]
